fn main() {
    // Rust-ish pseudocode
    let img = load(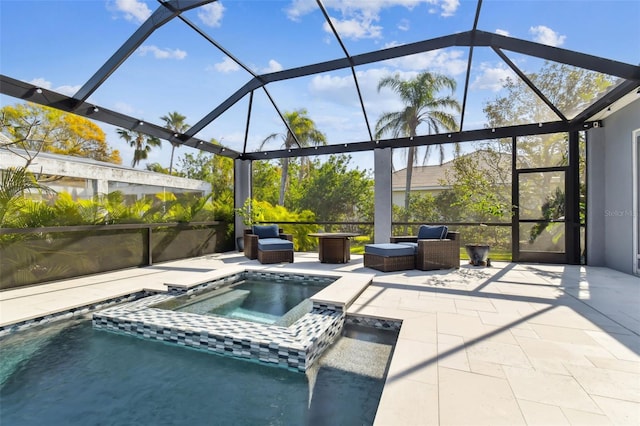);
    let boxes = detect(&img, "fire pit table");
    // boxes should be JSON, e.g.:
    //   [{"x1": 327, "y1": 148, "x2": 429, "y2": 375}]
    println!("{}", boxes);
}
[{"x1": 308, "y1": 232, "x2": 359, "y2": 263}]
